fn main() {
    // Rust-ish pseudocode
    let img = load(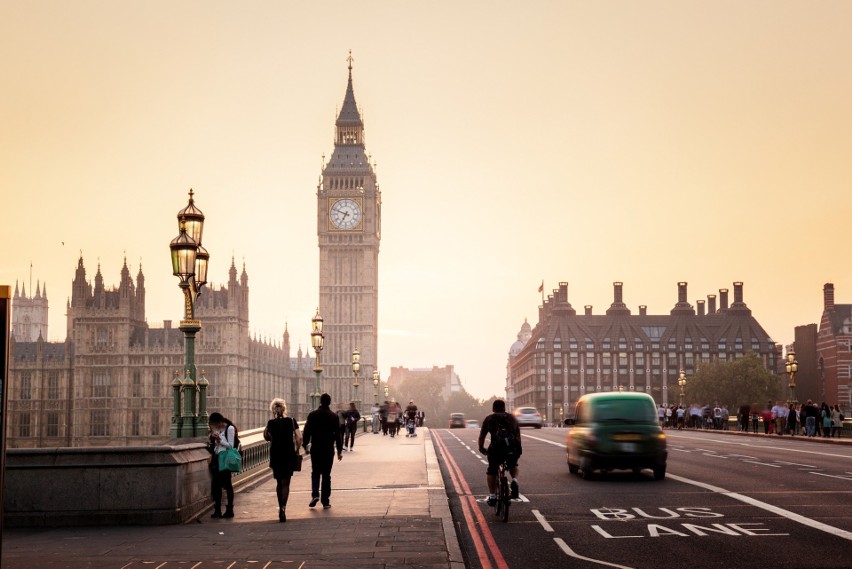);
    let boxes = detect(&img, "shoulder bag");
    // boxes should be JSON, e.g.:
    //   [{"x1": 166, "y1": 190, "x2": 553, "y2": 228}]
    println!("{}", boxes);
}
[{"x1": 291, "y1": 417, "x2": 303, "y2": 472}]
